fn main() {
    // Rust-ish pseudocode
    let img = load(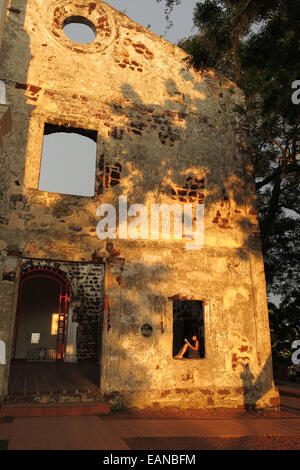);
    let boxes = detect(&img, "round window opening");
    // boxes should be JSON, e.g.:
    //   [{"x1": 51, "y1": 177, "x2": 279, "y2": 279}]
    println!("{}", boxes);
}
[
  {"x1": 141, "y1": 324, "x2": 153, "y2": 338},
  {"x1": 63, "y1": 16, "x2": 97, "y2": 44}
]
